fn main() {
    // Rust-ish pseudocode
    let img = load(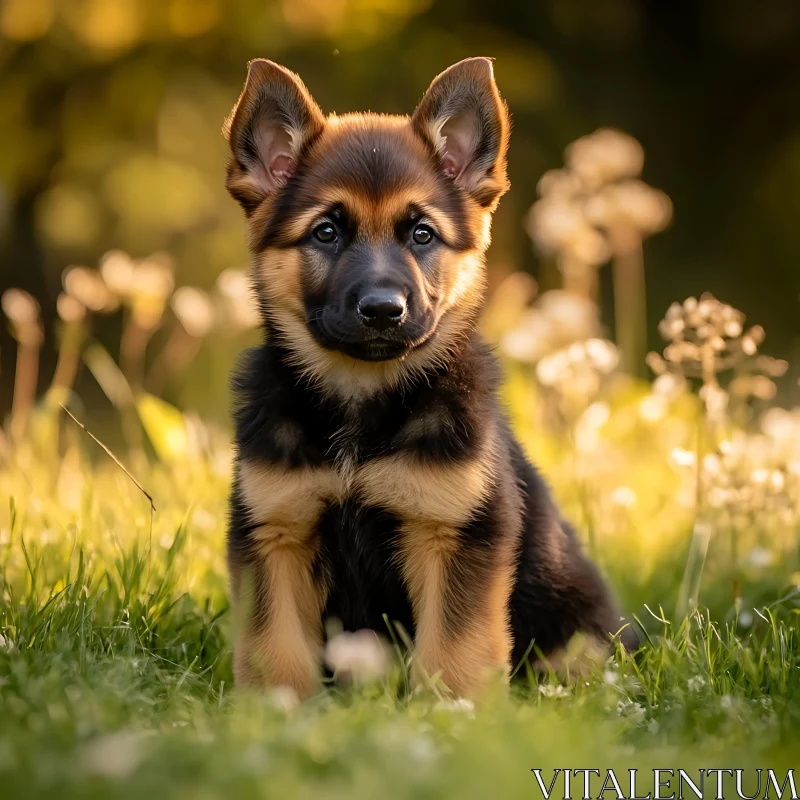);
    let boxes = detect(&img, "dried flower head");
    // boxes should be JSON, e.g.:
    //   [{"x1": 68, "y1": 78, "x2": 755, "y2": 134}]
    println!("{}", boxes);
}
[
  {"x1": 56, "y1": 292, "x2": 86, "y2": 324},
  {"x1": 501, "y1": 290, "x2": 601, "y2": 364},
  {"x1": 668, "y1": 404, "x2": 800, "y2": 554},
  {"x1": 584, "y1": 180, "x2": 672, "y2": 238},
  {"x1": 2, "y1": 288, "x2": 39, "y2": 327},
  {"x1": 537, "y1": 168, "x2": 584, "y2": 199},
  {"x1": 761, "y1": 407, "x2": 800, "y2": 455},
  {"x1": 527, "y1": 129, "x2": 671, "y2": 301},
  {"x1": 63, "y1": 265, "x2": 118, "y2": 312},
  {"x1": 100, "y1": 250, "x2": 136, "y2": 297},
  {"x1": 703, "y1": 417, "x2": 800, "y2": 534},
  {"x1": 527, "y1": 195, "x2": 611, "y2": 270},
  {"x1": 651, "y1": 372, "x2": 688, "y2": 400},
  {"x1": 171, "y1": 286, "x2": 214, "y2": 338},
  {"x1": 2, "y1": 288, "x2": 43, "y2": 346},
  {"x1": 535, "y1": 338, "x2": 620, "y2": 415},
  {"x1": 565, "y1": 129, "x2": 645, "y2": 188},
  {"x1": 215, "y1": 268, "x2": 260, "y2": 331},
  {"x1": 648, "y1": 293, "x2": 786, "y2": 419},
  {"x1": 129, "y1": 253, "x2": 175, "y2": 330}
]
